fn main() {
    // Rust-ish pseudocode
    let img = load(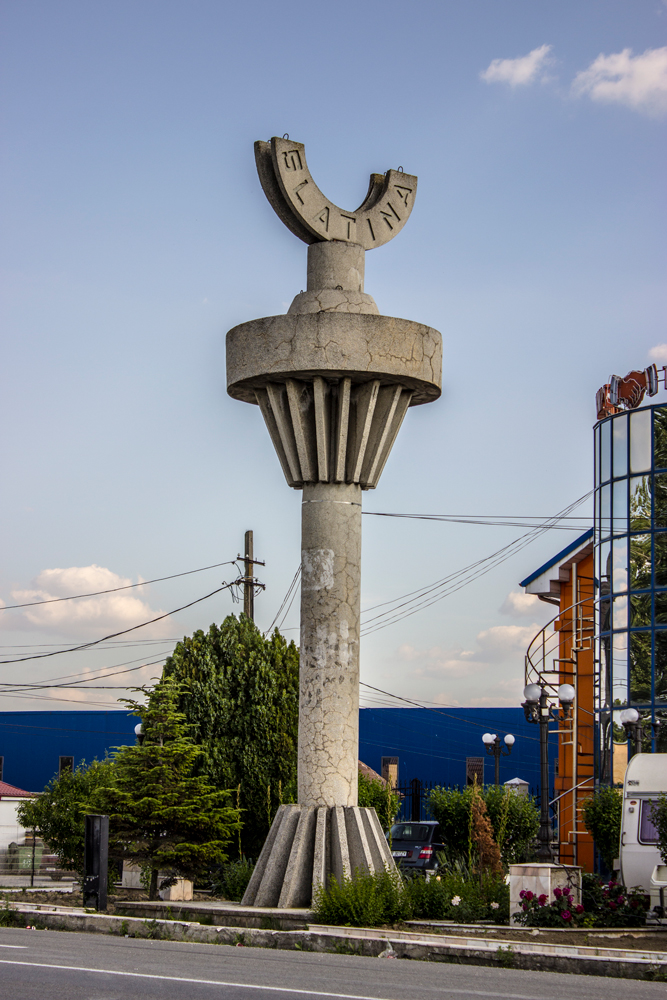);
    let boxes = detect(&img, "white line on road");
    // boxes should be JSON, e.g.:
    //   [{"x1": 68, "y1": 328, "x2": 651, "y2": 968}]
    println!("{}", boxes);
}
[
  {"x1": 0, "y1": 945, "x2": 27, "y2": 949},
  {"x1": 0, "y1": 959, "x2": 566, "y2": 999}
]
